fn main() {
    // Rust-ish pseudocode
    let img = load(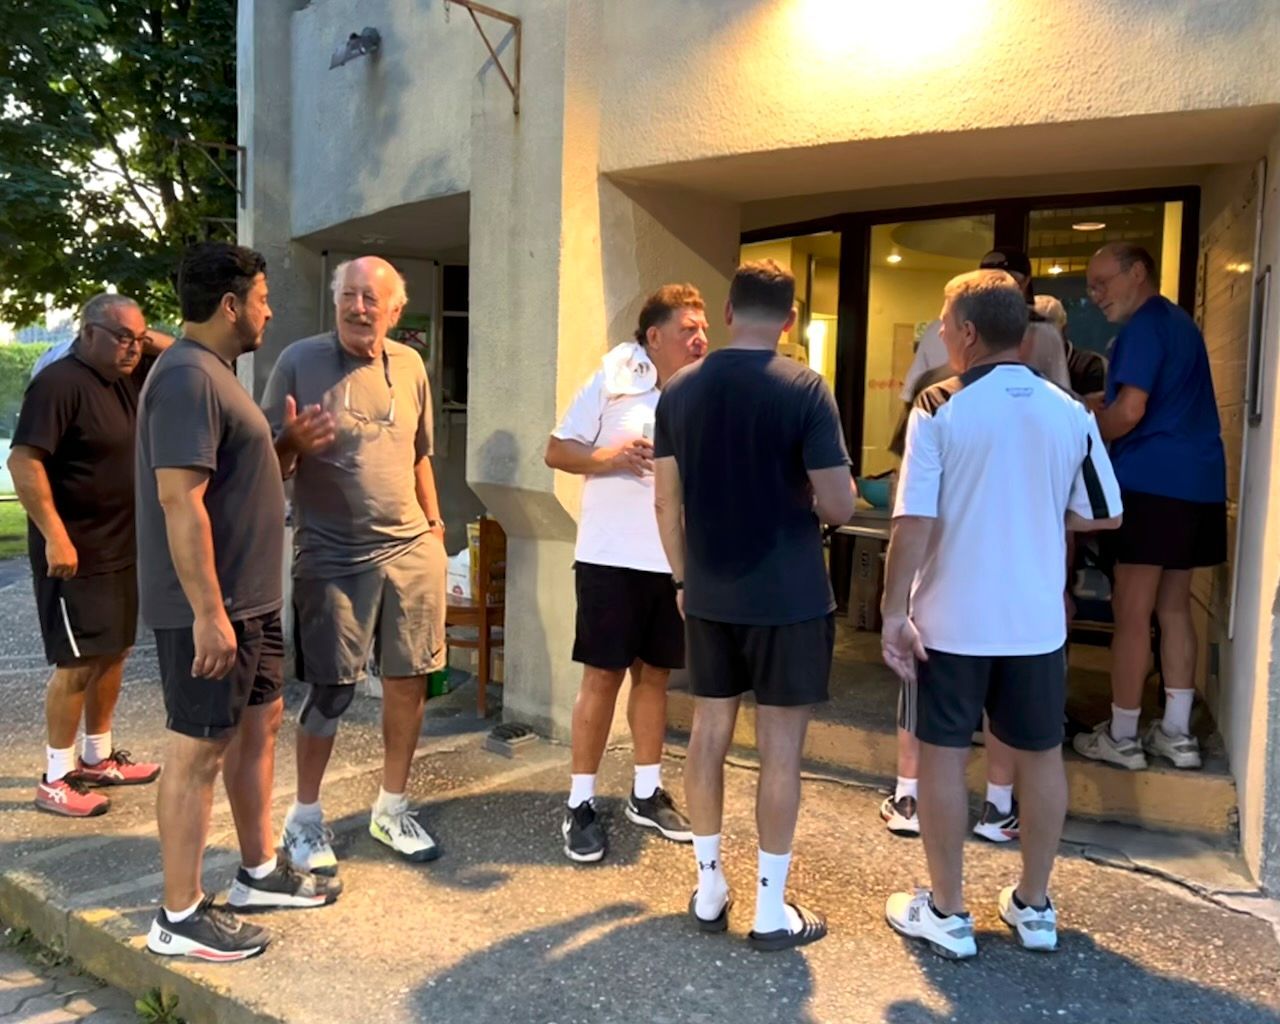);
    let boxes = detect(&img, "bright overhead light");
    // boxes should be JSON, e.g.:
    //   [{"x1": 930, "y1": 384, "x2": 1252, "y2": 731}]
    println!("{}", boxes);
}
[
  {"x1": 1048, "y1": 264, "x2": 1064, "y2": 275},
  {"x1": 1072, "y1": 221, "x2": 1107, "y2": 232},
  {"x1": 887, "y1": 252, "x2": 903, "y2": 264}
]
